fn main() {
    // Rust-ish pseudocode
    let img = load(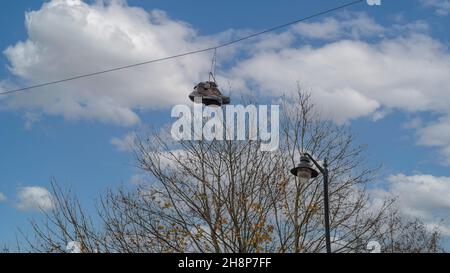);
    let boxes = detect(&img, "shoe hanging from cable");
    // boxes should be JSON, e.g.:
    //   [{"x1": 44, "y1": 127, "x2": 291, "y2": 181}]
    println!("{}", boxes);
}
[{"x1": 189, "y1": 48, "x2": 230, "y2": 106}]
